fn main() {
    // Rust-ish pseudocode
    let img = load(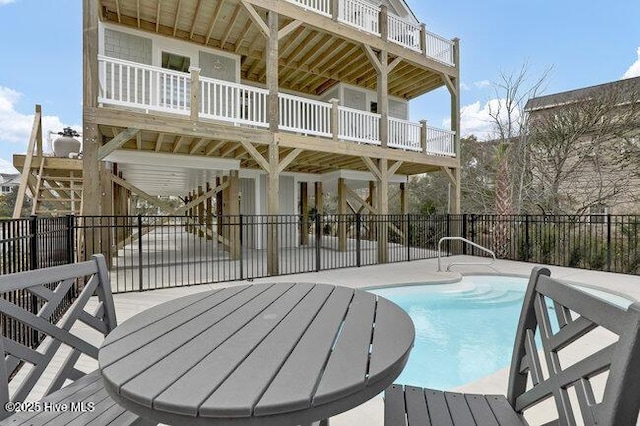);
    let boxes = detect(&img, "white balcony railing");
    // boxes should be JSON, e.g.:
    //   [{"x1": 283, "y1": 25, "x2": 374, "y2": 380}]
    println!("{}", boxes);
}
[
  {"x1": 423, "y1": 29, "x2": 455, "y2": 66},
  {"x1": 338, "y1": 106, "x2": 381, "y2": 145},
  {"x1": 98, "y1": 55, "x2": 191, "y2": 115},
  {"x1": 338, "y1": 0, "x2": 380, "y2": 35},
  {"x1": 426, "y1": 126, "x2": 455, "y2": 156},
  {"x1": 279, "y1": 93, "x2": 332, "y2": 137},
  {"x1": 388, "y1": 117, "x2": 421, "y2": 151},
  {"x1": 98, "y1": 57, "x2": 456, "y2": 158},
  {"x1": 387, "y1": 15, "x2": 421, "y2": 53},
  {"x1": 200, "y1": 76, "x2": 269, "y2": 127},
  {"x1": 285, "y1": 0, "x2": 331, "y2": 17}
]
